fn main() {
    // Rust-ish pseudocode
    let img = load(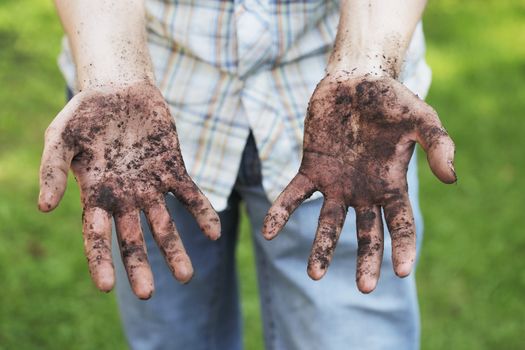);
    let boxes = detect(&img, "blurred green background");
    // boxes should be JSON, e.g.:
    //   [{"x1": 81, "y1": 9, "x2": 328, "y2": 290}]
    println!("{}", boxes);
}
[{"x1": 1, "y1": 0, "x2": 524, "y2": 349}]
